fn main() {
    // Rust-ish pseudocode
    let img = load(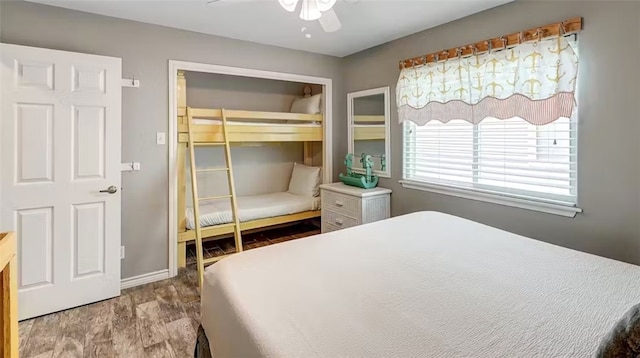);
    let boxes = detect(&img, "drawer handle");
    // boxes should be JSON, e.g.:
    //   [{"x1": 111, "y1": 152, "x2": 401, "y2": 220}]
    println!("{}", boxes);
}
[
  {"x1": 335, "y1": 200, "x2": 344, "y2": 207},
  {"x1": 335, "y1": 218, "x2": 344, "y2": 225}
]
